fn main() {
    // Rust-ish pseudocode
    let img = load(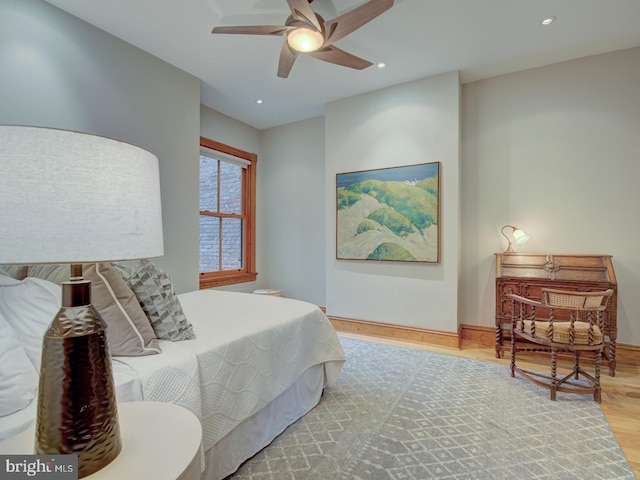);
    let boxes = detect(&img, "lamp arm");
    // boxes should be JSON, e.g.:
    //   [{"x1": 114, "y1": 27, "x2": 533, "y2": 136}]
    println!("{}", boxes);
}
[{"x1": 501, "y1": 225, "x2": 516, "y2": 253}]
